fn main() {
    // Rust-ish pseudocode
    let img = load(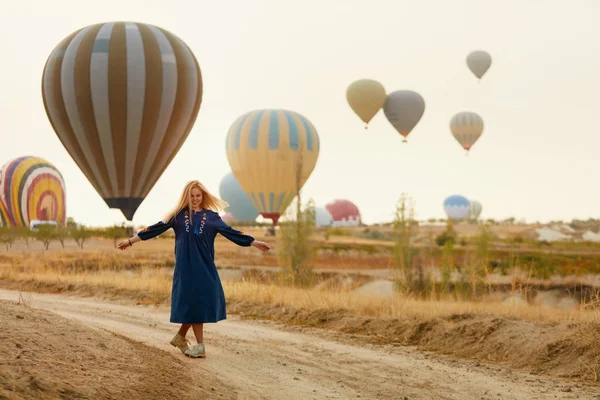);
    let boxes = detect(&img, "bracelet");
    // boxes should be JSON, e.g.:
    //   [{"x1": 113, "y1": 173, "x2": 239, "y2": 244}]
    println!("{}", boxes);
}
[{"x1": 128, "y1": 238, "x2": 132, "y2": 246}]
